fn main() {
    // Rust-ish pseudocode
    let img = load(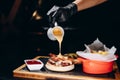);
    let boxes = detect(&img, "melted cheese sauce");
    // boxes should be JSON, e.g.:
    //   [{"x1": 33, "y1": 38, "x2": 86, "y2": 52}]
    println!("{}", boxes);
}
[{"x1": 53, "y1": 26, "x2": 64, "y2": 57}]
